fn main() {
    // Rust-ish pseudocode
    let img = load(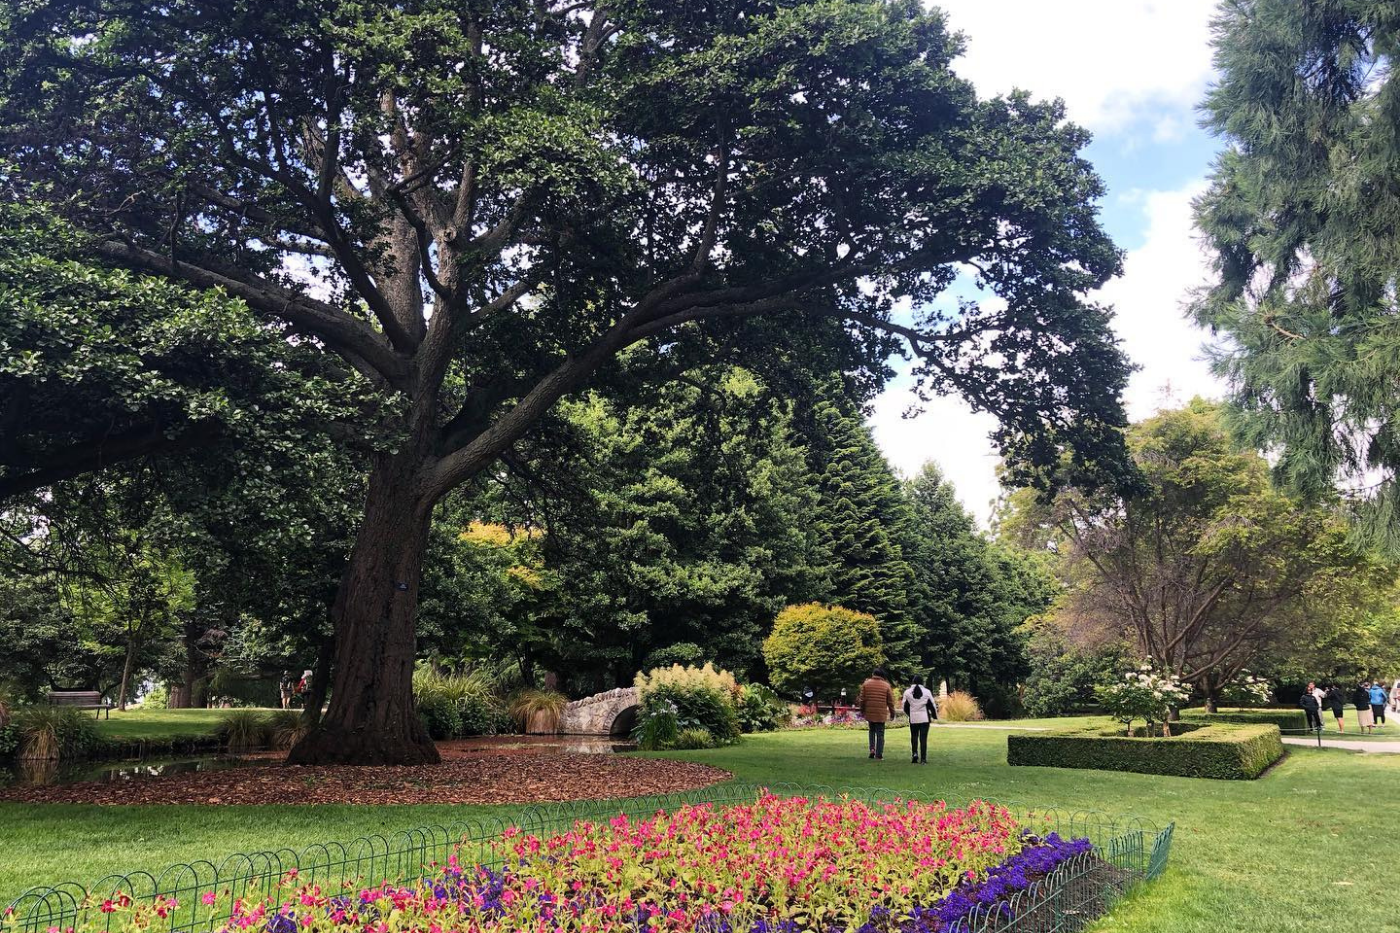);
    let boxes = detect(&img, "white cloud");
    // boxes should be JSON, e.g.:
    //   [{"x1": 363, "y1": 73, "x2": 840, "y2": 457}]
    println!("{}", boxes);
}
[
  {"x1": 931, "y1": 0, "x2": 1218, "y2": 132},
  {"x1": 869, "y1": 178, "x2": 1224, "y2": 524}
]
